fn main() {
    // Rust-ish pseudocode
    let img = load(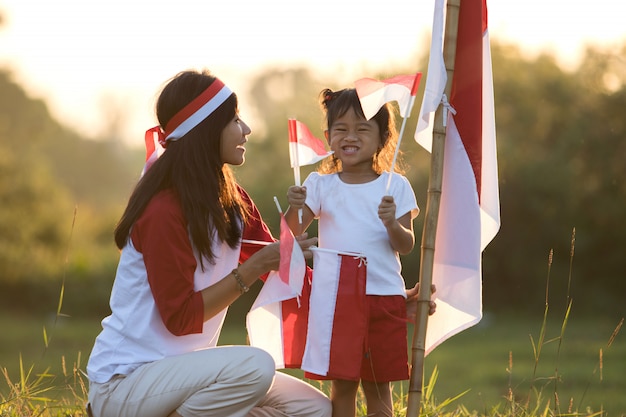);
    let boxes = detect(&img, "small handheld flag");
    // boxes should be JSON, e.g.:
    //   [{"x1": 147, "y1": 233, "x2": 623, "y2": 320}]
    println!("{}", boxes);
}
[
  {"x1": 355, "y1": 73, "x2": 422, "y2": 120},
  {"x1": 288, "y1": 119, "x2": 332, "y2": 170},
  {"x1": 355, "y1": 73, "x2": 422, "y2": 192},
  {"x1": 288, "y1": 119, "x2": 333, "y2": 224},
  {"x1": 274, "y1": 197, "x2": 306, "y2": 294}
]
